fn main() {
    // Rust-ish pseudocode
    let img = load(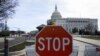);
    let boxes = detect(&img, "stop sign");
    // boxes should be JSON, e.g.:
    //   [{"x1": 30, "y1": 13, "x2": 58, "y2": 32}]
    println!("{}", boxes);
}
[{"x1": 36, "y1": 26, "x2": 72, "y2": 56}]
